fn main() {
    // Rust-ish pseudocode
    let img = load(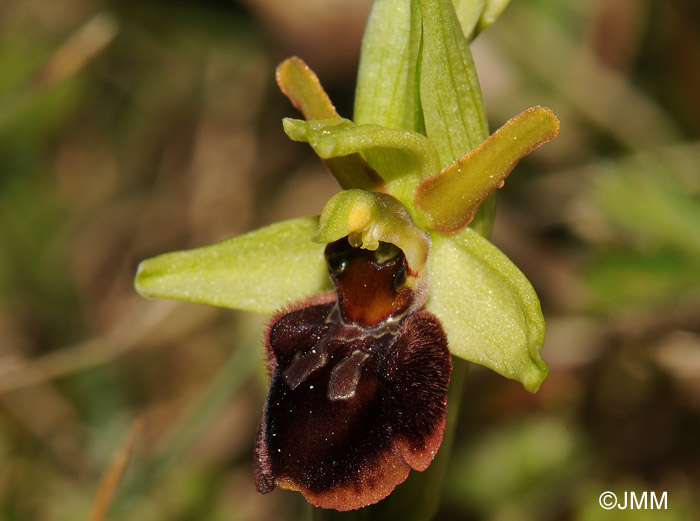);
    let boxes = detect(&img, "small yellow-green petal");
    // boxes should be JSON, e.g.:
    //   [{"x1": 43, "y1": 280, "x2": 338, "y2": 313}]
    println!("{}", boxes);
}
[
  {"x1": 134, "y1": 217, "x2": 328, "y2": 315},
  {"x1": 276, "y1": 56, "x2": 338, "y2": 120},
  {"x1": 283, "y1": 117, "x2": 439, "y2": 212},
  {"x1": 415, "y1": 106, "x2": 560, "y2": 233},
  {"x1": 426, "y1": 228, "x2": 547, "y2": 392}
]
